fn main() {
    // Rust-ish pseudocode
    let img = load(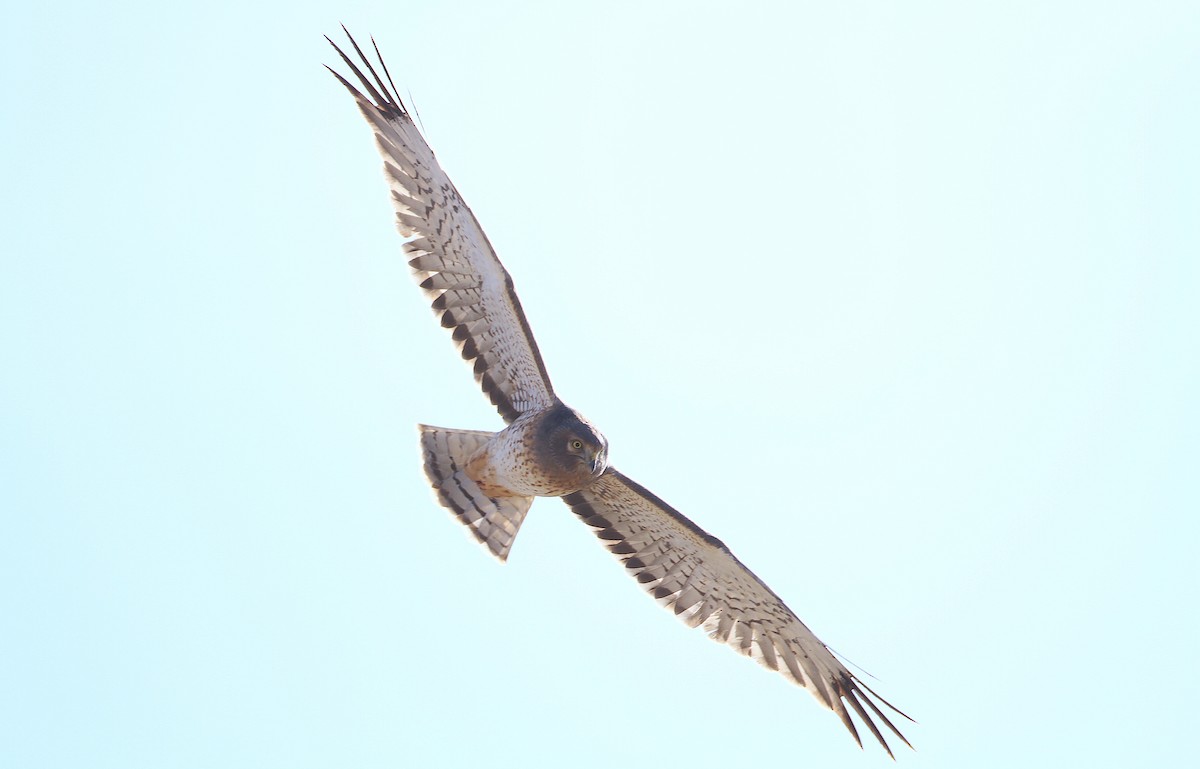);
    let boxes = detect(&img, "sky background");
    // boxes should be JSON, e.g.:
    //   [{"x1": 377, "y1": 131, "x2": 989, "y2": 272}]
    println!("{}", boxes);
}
[{"x1": 2, "y1": 1, "x2": 1198, "y2": 767}]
